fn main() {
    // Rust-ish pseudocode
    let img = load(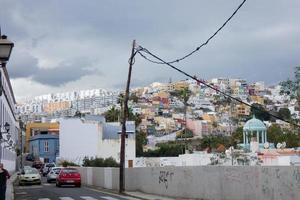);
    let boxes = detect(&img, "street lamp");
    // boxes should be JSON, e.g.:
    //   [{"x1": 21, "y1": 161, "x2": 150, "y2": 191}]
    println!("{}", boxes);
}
[{"x1": 0, "y1": 35, "x2": 14, "y2": 64}]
